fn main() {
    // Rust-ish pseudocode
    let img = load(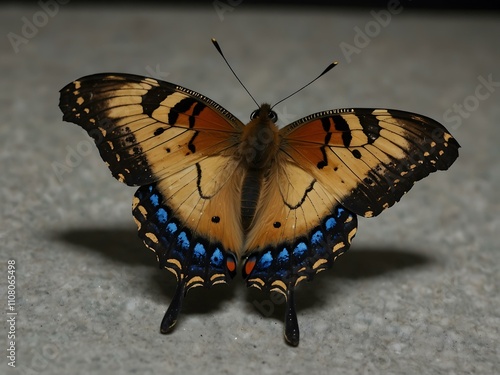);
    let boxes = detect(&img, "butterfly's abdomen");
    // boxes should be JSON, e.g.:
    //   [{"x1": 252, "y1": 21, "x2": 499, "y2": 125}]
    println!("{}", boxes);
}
[
  {"x1": 241, "y1": 168, "x2": 262, "y2": 232},
  {"x1": 238, "y1": 104, "x2": 281, "y2": 233}
]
